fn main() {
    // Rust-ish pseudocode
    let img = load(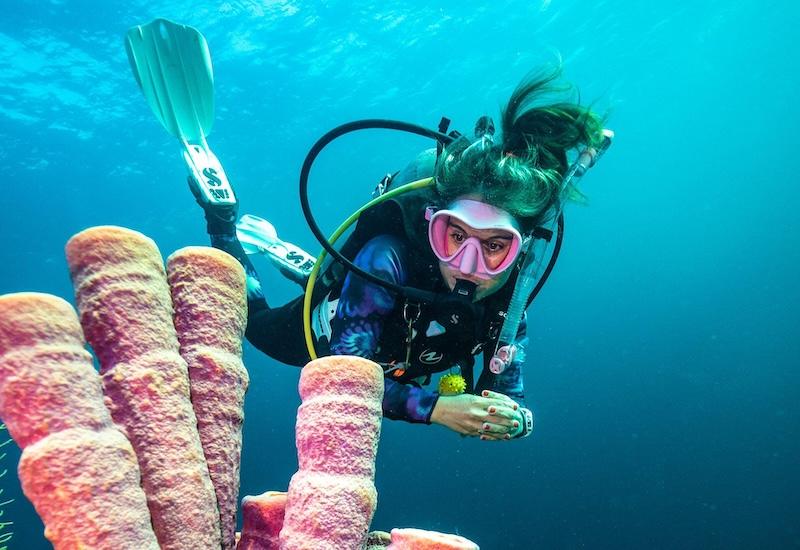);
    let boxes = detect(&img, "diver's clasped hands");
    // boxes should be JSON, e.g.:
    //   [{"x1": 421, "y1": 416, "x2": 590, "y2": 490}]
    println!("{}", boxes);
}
[
  {"x1": 480, "y1": 390, "x2": 527, "y2": 441},
  {"x1": 430, "y1": 390, "x2": 531, "y2": 441}
]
